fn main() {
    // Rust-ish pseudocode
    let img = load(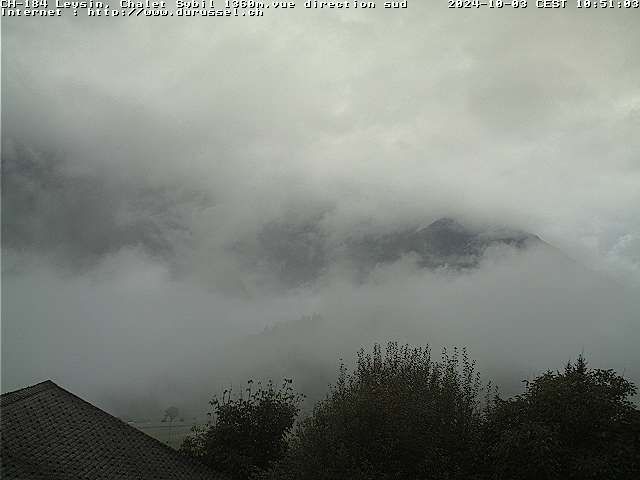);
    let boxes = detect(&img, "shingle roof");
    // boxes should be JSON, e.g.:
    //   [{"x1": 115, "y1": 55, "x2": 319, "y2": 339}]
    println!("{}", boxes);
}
[{"x1": 0, "y1": 380, "x2": 214, "y2": 479}]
